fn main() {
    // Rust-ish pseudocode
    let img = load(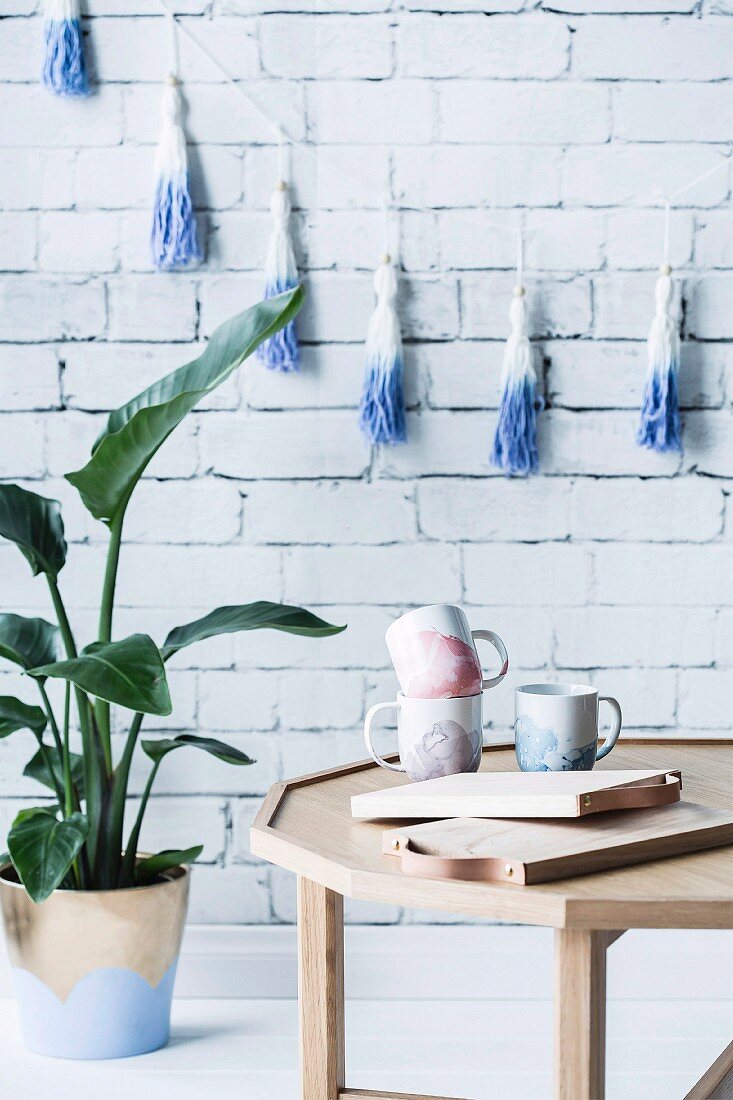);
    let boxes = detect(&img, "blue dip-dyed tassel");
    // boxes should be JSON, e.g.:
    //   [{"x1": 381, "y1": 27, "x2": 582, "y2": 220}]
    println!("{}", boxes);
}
[
  {"x1": 42, "y1": 0, "x2": 89, "y2": 97},
  {"x1": 258, "y1": 182, "x2": 299, "y2": 372},
  {"x1": 359, "y1": 254, "x2": 406, "y2": 445},
  {"x1": 151, "y1": 77, "x2": 200, "y2": 271},
  {"x1": 491, "y1": 288, "x2": 539, "y2": 476},
  {"x1": 637, "y1": 266, "x2": 682, "y2": 453}
]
